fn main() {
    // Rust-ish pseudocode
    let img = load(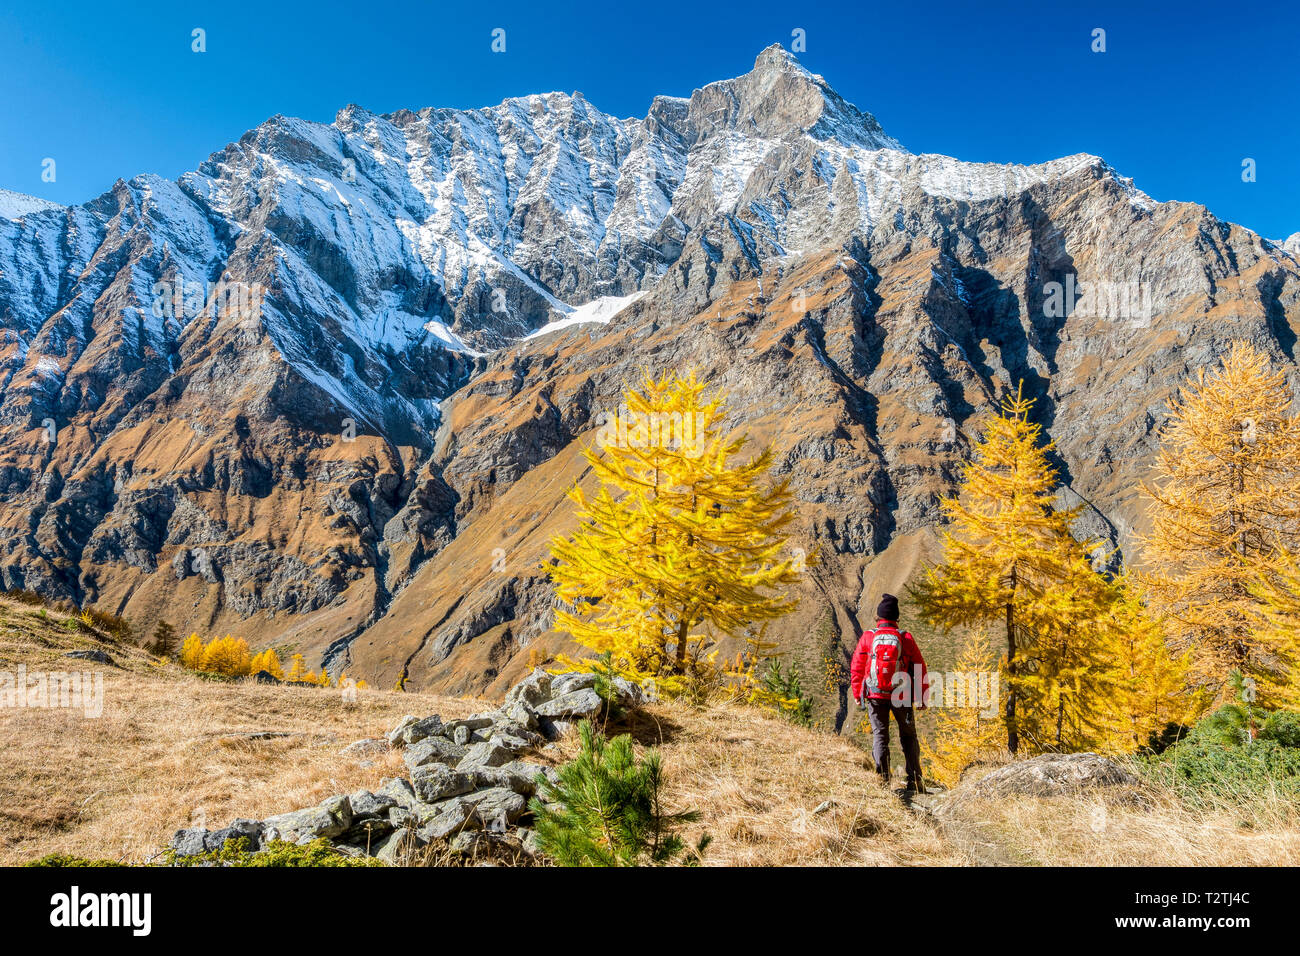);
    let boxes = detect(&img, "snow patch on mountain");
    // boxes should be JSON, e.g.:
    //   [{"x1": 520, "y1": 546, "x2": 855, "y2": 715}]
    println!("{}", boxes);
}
[{"x1": 524, "y1": 291, "x2": 648, "y2": 339}]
